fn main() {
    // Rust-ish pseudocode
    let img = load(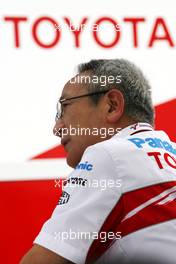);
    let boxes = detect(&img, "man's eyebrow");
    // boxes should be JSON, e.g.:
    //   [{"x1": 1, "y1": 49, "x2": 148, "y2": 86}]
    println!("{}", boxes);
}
[
  {"x1": 59, "y1": 95, "x2": 64, "y2": 100},
  {"x1": 59, "y1": 93, "x2": 73, "y2": 102},
  {"x1": 59, "y1": 94, "x2": 68, "y2": 100}
]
